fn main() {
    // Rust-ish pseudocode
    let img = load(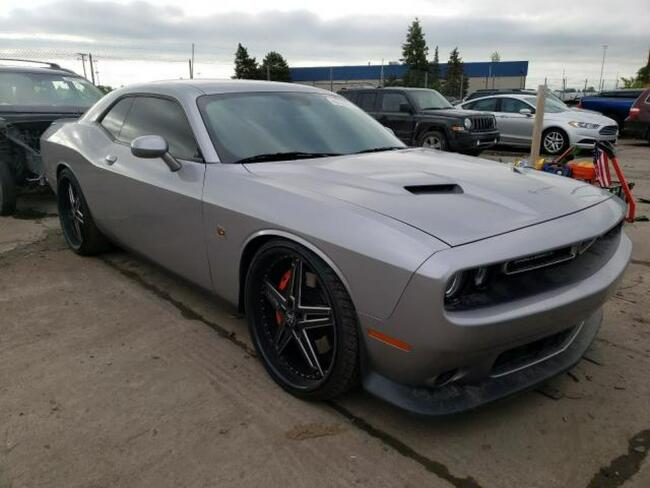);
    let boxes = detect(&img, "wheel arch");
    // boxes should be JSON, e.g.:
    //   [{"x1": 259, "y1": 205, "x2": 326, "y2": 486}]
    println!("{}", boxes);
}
[
  {"x1": 54, "y1": 161, "x2": 74, "y2": 194},
  {"x1": 237, "y1": 230, "x2": 354, "y2": 313},
  {"x1": 414, "y1": 121, "x2": 449, "y2": 142}
]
